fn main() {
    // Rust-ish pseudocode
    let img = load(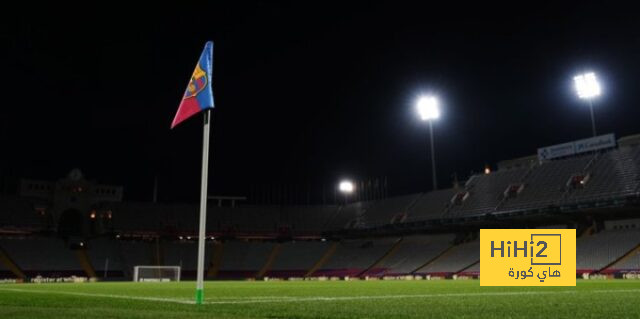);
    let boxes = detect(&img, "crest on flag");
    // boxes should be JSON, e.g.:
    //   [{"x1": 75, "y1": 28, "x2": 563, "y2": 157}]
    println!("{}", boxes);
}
[{"x1": 184, "y1": 63, "x2": 208, "y2": 99}]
